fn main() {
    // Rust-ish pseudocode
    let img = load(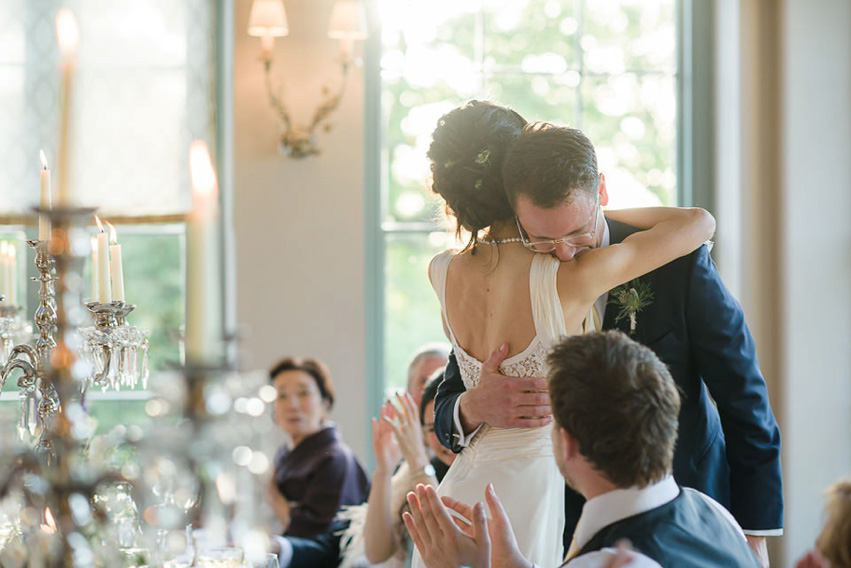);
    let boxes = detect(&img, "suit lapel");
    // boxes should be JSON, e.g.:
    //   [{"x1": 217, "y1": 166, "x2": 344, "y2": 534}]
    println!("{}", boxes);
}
[{"x1": 602, "y1": 220, "x2": 637, "y2": 333}]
